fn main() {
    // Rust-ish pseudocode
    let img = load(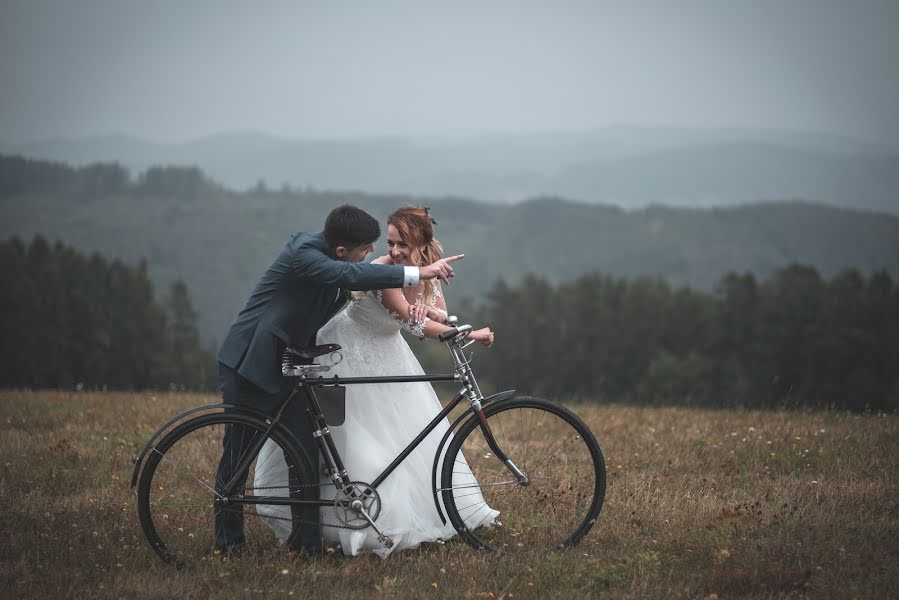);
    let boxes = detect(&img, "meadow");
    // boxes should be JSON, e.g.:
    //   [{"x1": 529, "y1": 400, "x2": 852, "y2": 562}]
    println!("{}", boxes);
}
[{"x1": 1, "y1": 390, "x2": 896, "y2": 598}]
